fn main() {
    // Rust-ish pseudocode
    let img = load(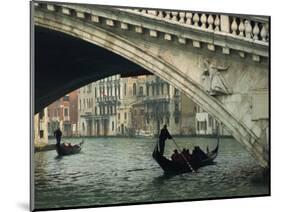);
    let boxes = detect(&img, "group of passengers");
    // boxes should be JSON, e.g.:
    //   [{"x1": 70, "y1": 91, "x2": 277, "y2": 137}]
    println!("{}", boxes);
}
[{"x1": 171, "y1": 146, "x2": 208, "y2": 163}]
